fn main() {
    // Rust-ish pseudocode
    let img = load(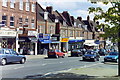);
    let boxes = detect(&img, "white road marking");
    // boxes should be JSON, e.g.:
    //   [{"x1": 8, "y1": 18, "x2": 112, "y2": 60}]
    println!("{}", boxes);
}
[
  {"x1": 14, "y1": 66, "x2": 24, "y2": 69},
  {"x1": 42, "y1": 64, "x2": 47, "y2": 66}
]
